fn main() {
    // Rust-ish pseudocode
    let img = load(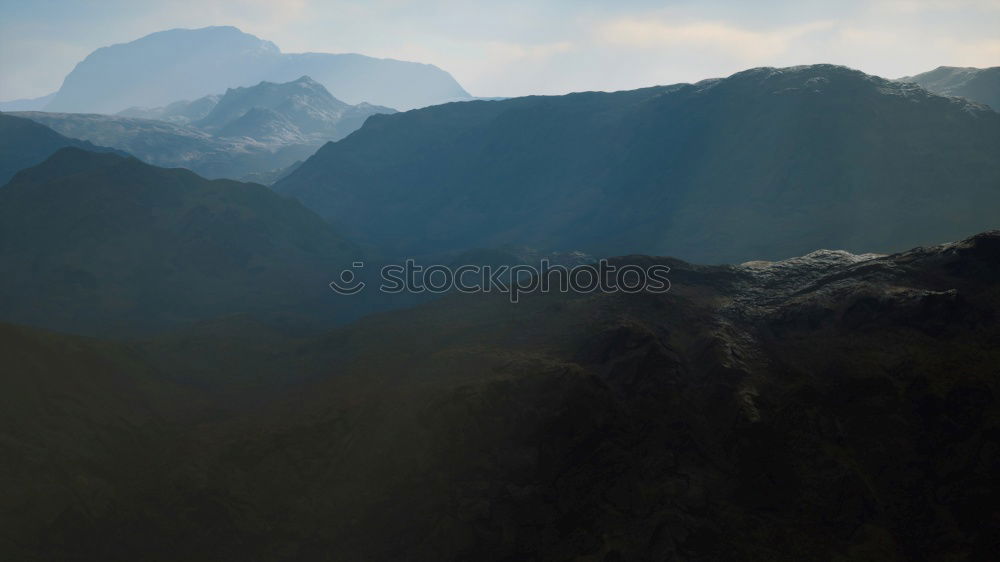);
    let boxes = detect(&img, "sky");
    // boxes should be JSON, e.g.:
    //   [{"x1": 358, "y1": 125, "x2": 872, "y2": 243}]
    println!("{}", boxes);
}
[{"x1": 1, "y1": 0, "x2": 999, "y2": 101}]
